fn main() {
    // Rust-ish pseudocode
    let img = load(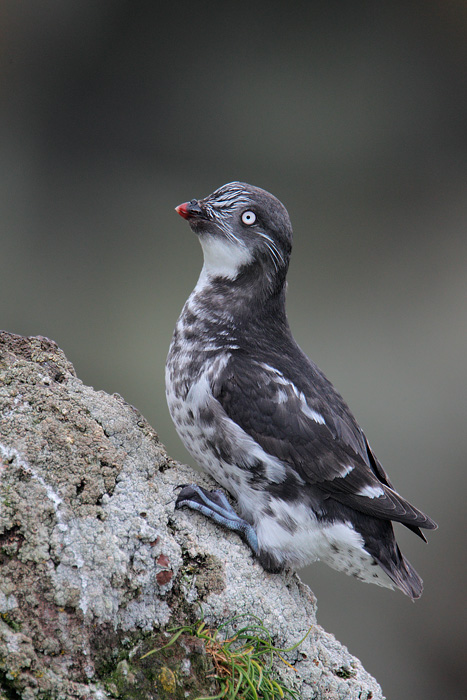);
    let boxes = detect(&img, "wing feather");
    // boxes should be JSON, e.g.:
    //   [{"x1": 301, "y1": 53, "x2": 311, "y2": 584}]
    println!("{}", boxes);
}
[{"x1": 212, "y1": 354, "x2": 436, "y2": 531}]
